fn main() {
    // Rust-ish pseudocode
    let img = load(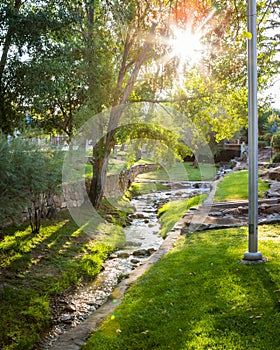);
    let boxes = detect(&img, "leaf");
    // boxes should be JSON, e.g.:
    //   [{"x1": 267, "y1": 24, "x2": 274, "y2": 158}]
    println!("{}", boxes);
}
[{"x1": 242, "y1": 31, "x2": 252, "y2": 40}]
